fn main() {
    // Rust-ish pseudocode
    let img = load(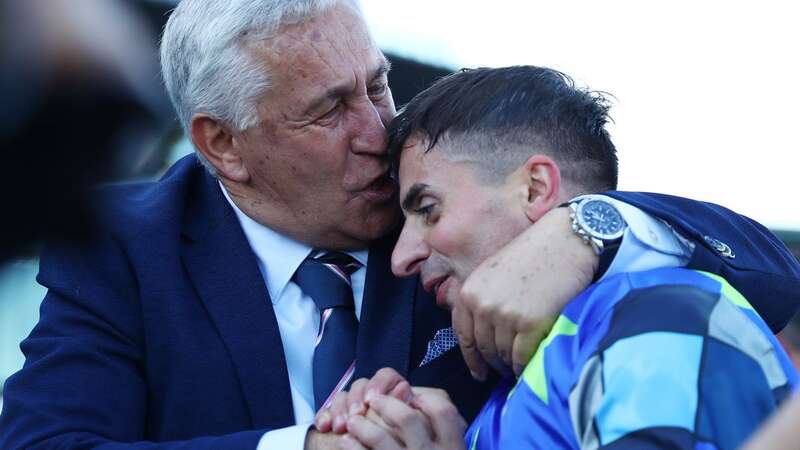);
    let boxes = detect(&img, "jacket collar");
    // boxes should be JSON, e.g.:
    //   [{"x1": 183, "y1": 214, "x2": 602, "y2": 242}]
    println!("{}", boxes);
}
[{"x1": 181, "y1": 169, "x2": 295, "y2": 429}]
